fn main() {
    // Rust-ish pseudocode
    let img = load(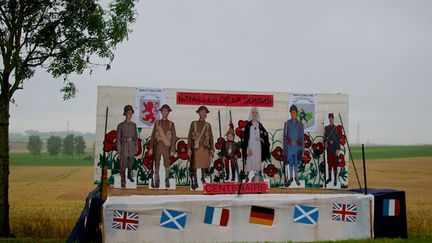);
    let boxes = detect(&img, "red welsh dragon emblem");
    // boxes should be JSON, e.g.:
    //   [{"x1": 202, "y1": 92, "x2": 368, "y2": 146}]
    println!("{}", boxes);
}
[{"x1": 140, "y1": 98, "x2": 160, "y2": 127}]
